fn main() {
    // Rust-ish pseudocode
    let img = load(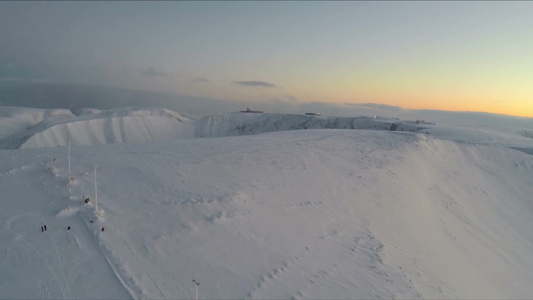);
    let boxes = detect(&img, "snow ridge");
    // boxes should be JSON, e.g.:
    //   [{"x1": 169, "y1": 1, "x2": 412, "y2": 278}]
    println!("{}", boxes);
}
[
  {"x1": 3, "y1": 107, "x2": 425, "y2": 149},
  {"x1": 194, "y1": 113, "x2": 423, "y2": 138},
  {"x1": 0, "y1": 107, "x2": 194, "y2": 149}
]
